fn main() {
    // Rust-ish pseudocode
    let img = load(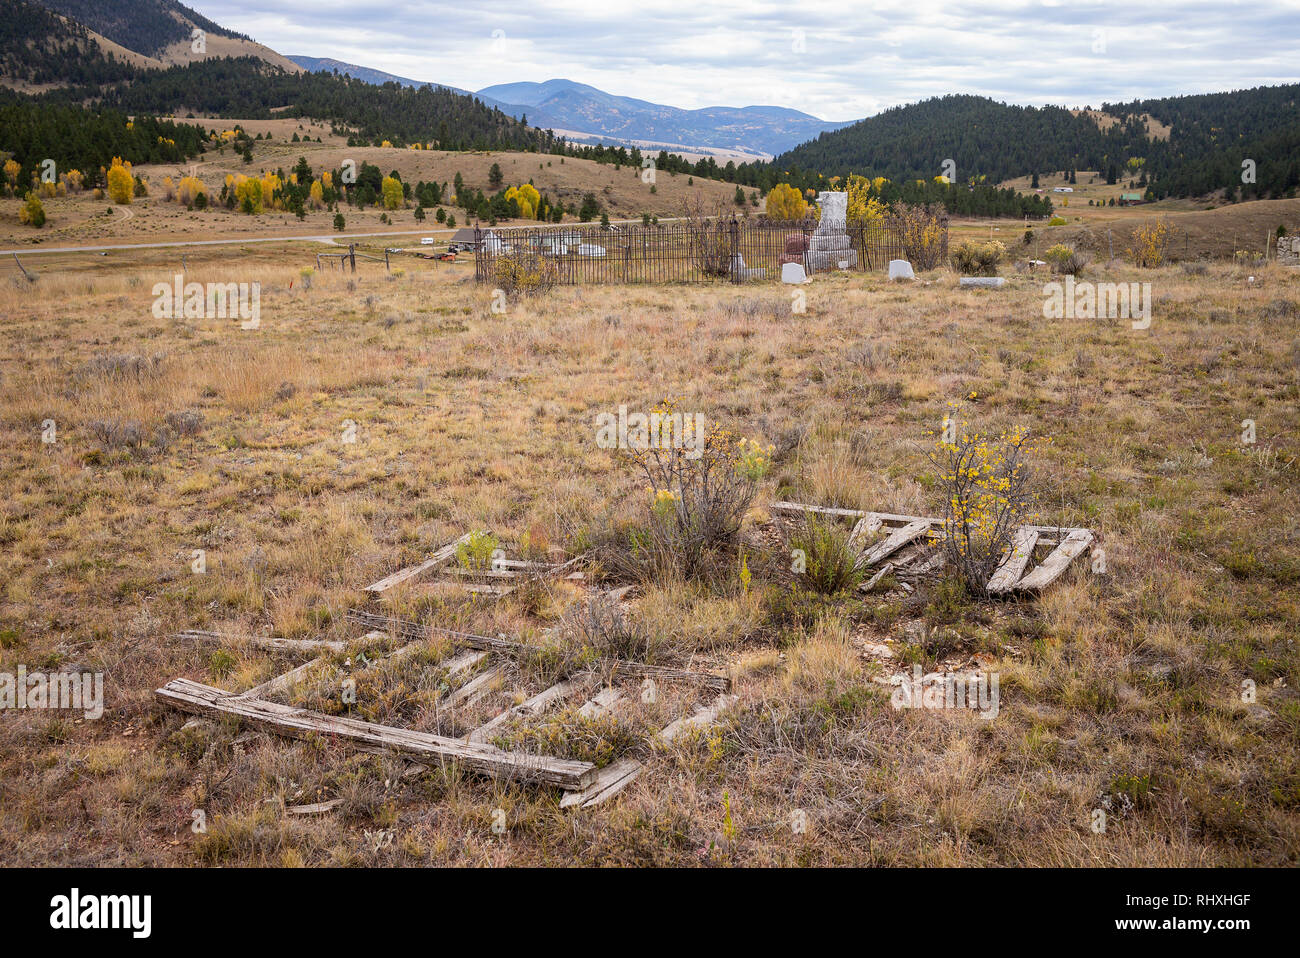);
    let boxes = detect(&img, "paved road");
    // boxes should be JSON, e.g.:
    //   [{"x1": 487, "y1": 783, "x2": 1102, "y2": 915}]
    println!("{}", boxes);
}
[
  {"x1": 1, "y1": 231, "x2": 399, "y2": 257},
  {"x1": 0, "y1": 217, "x2": 683, "y2": 258}
]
